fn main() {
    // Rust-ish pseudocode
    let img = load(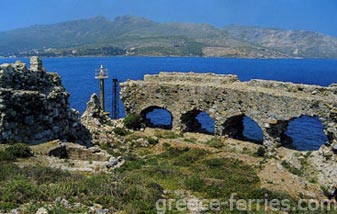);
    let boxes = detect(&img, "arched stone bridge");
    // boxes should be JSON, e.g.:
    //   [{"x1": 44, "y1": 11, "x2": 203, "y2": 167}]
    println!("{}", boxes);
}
[{"x1": 120, "y1": 72, "x2": 337, "y2": 148}]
